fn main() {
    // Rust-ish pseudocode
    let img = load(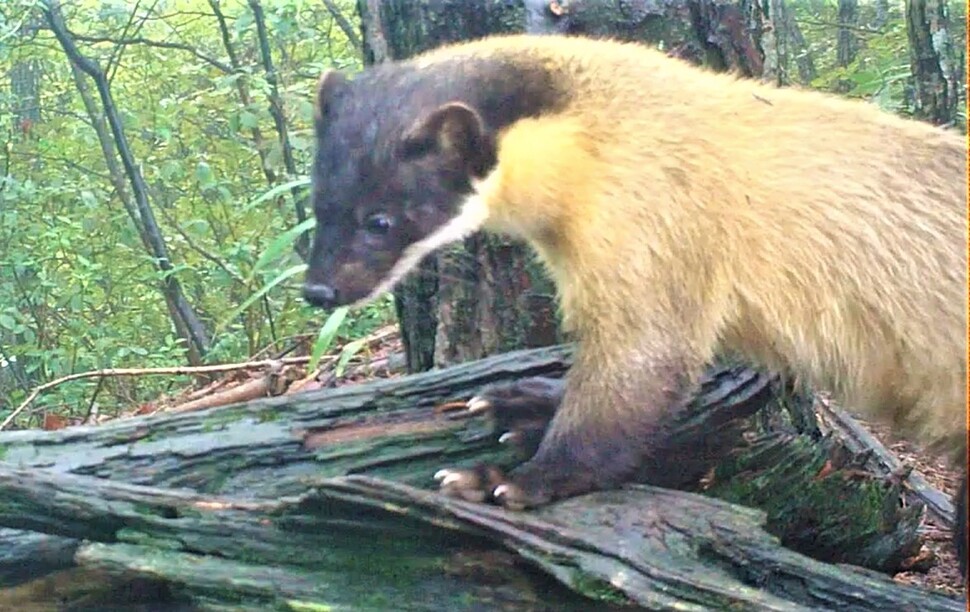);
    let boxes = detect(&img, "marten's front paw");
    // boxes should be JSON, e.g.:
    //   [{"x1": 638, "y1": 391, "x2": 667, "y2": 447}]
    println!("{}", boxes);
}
[
  {"x1": 434, "y1": 457, "x2": 599, "y2": 510},
  {"x1": 434, "y1": 464, "x2": 509, "y2": 504},
  {"x1": 464, "y1": 377, "x2": 564, "y2": 458},
  {"x1": 434, "y1": 463, "x2": 557, "y2": 509}
]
